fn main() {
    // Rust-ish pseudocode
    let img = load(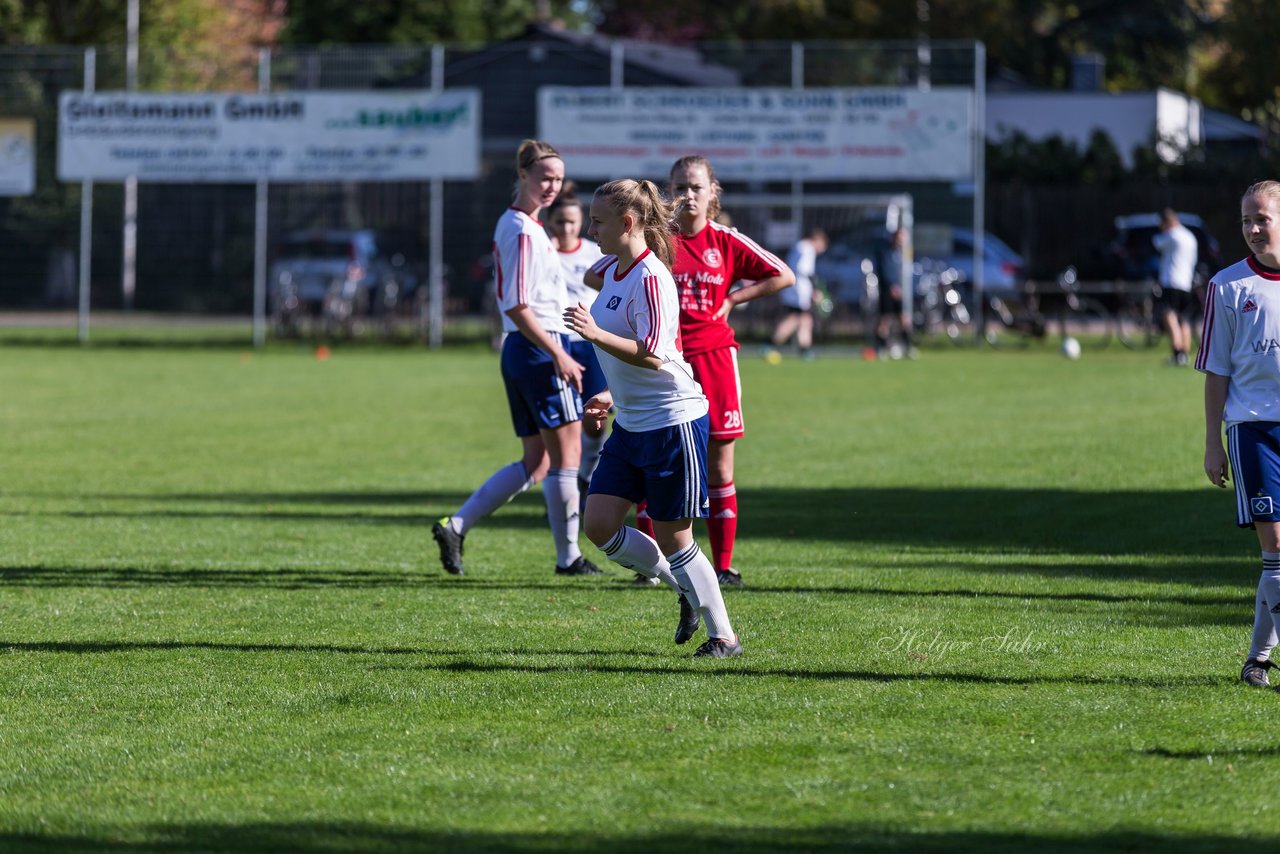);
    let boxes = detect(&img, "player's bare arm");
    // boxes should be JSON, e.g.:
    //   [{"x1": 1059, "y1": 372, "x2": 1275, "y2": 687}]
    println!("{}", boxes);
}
[
  {"x1": 507, "y1": 304, "x2": 584, "y2": 392},
  {"x1": 1204, "y1": 371, "x2": 1230, "y2": 488},
  {"x1": 714, "y1": 269, "x2": 797, "y2": 321},
  {"x1": 584, "y1": 268, "x2": 604, "y2": 291},
  {"x1": 563, "y1": 302, "x2": 662, "y2": 370}
]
